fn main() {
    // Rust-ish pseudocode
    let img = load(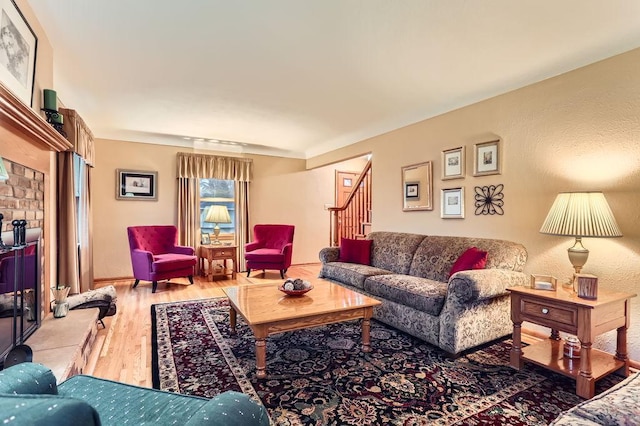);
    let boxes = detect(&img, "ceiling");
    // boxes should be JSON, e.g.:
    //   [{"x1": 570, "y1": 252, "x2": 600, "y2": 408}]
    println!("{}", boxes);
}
[{"x1": 26, "y1": 1, "x2": 640, "y2": 159}]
